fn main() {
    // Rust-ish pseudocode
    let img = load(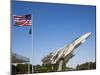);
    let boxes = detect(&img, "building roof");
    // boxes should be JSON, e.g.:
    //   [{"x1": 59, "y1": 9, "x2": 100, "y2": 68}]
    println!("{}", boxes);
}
[{"x1": 12, "y1": 52, "x2": 30, "y2": 63}]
